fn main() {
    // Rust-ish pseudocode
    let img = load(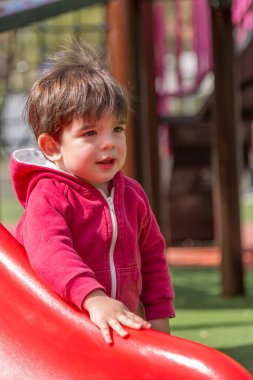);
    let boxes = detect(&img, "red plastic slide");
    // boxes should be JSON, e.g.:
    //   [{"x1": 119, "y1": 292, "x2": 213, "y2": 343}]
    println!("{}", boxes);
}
[{"x1": 0, "y1": 223, "x2": 252, "y2": 379}]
